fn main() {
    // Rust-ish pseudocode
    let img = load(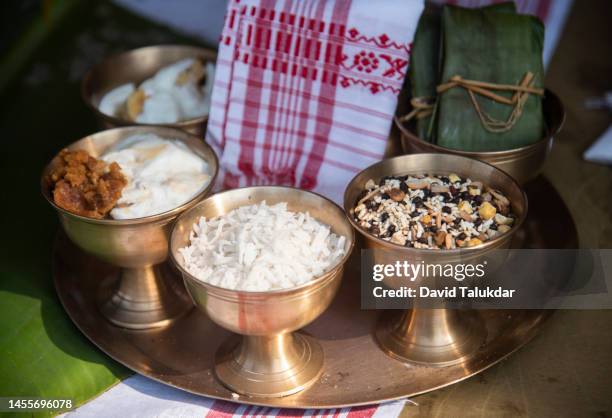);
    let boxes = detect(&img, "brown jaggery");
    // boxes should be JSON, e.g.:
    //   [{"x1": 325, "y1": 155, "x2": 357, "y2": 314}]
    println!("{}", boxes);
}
[{"x1": 48, "y1": 149, "x2": 127, "y2": 219}]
